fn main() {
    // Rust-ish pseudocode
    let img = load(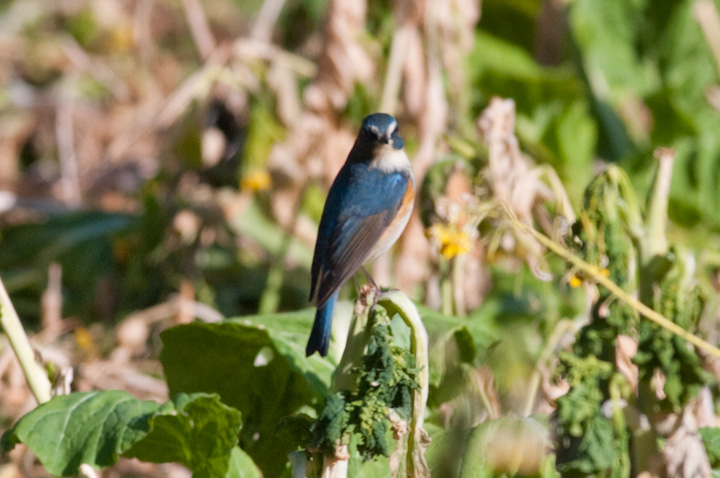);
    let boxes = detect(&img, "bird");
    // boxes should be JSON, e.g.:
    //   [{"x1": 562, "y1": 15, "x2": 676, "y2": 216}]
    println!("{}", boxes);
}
[{"x1": 306, "y1": 113, "x2": 415, "y2": 357}]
